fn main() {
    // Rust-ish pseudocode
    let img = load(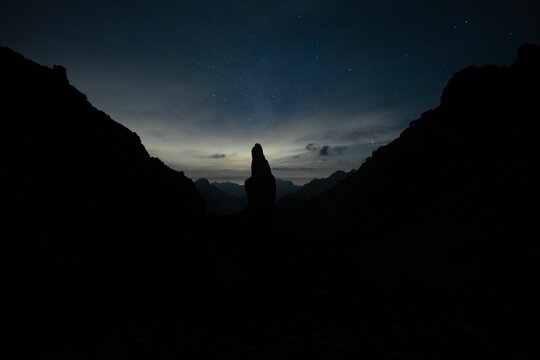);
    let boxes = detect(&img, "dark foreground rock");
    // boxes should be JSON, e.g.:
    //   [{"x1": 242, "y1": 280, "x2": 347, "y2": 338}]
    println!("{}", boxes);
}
[
  {"x1": 244, "y1": 143, "x2": 276, "y2": 216},
  {"x1": 2, "y1": 46, "x2": 206, "y2": 358}
]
